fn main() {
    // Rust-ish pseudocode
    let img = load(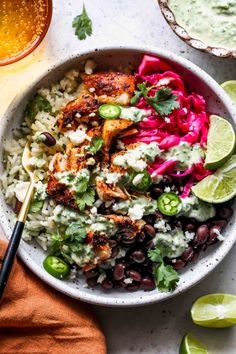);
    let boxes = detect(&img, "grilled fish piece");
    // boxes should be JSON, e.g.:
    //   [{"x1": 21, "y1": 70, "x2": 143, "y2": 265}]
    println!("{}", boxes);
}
[
  {"x1": 102, "y1": 119, "x2": 133, "y2": 151},
  {"x1": 57, "y1": 95, "x2": 100, "y2": 131},
  {"x1": 96, "y1": 178, "x2": 128, "y2": 202},
  {"x1": 104, "y1": 215, "x2": 145, "y2": 239},
  {"x1": 83, "y1": 71, "x2": 135, "y2": 105},
  {"x1": 46, "y1": 175, "x2": 78, "y2": 209},
  {"x1": 58, "y1": 72, "x2": 135, "y2": 131}
]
